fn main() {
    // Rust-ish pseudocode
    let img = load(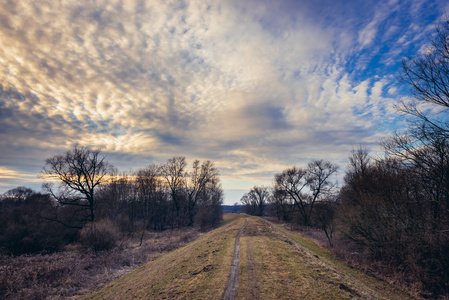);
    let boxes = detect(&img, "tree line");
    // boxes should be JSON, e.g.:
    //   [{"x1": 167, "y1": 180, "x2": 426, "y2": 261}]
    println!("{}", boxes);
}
[
  {"x1": 0, "y1": 153, "x2": 223, "y2": 255},
  {"x1": 240, "y1": 19, "x2": 449, "y2": 297}
]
